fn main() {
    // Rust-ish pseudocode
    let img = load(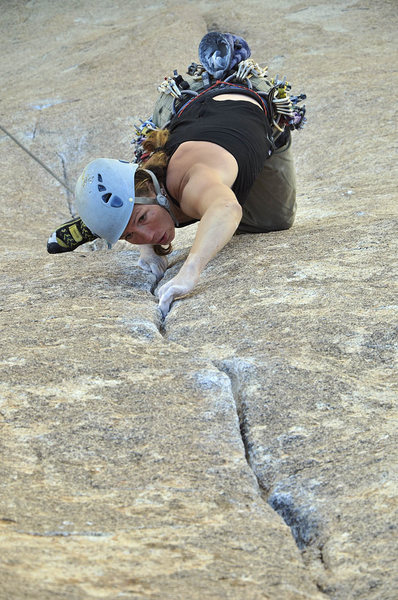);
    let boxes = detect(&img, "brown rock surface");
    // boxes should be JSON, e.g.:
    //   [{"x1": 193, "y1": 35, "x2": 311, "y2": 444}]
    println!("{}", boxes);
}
[{"x1": 0, "y1": 1, "x2": 396, "y2": 599}]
